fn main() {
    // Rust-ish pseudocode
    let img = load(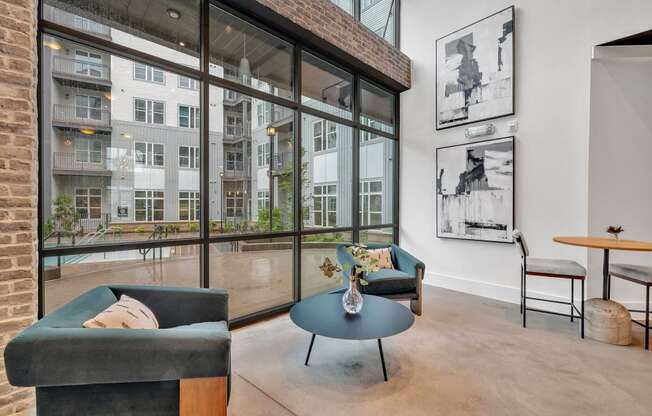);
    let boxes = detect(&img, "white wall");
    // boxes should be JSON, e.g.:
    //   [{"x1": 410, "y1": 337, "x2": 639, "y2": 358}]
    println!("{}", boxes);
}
[
  {"x1": 589, "y1": 52, "x2": 652, "y2": 307},
  {"x1": 400, "y1": 0, "x2": 652, "y2": 304}
]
